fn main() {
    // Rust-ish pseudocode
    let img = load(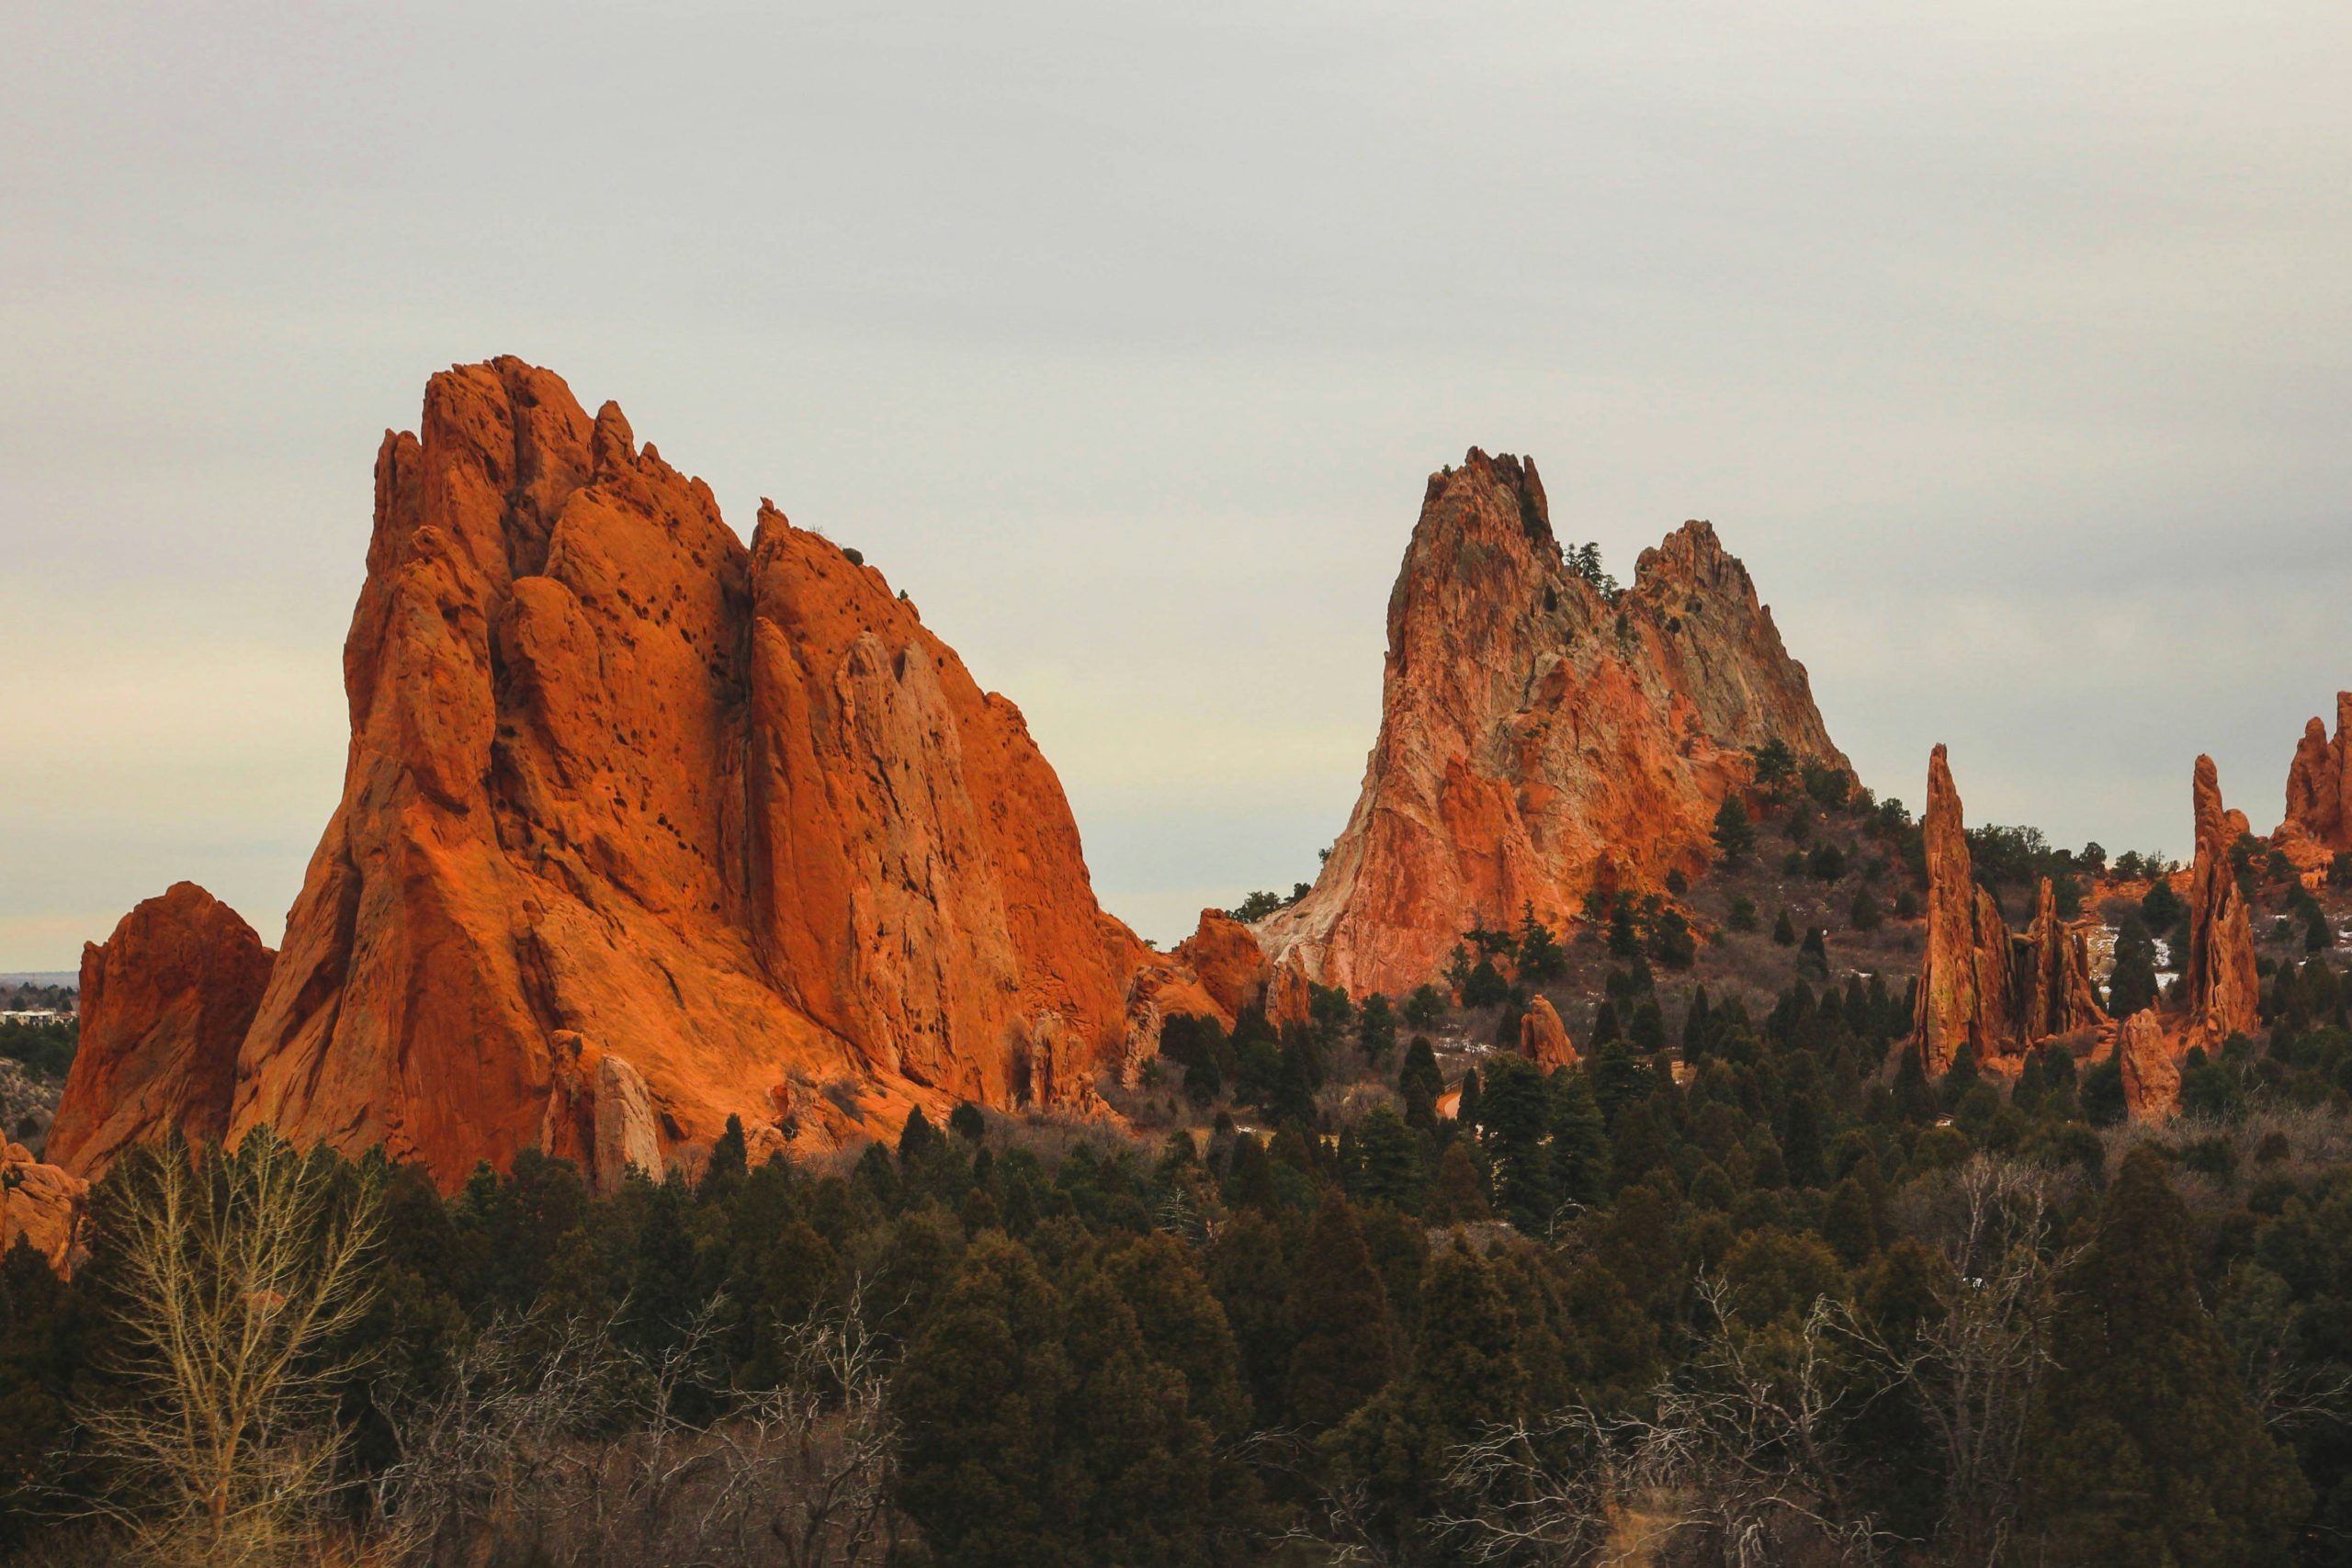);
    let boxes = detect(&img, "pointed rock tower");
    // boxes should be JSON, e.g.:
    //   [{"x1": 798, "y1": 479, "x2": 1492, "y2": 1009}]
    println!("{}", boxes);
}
[{"x1": 1258, "y1": 450, "x2": 1847, "y2": 996}]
